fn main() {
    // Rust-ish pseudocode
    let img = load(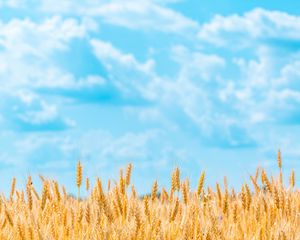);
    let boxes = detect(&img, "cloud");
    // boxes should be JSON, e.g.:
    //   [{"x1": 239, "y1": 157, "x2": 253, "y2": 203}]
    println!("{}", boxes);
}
[
  {"x1": 276, "y1": 61, "x2": 300, "y2": 90},
  {"x1": 0, "y1": 16, "x2": 97, "y2": 92},
  {"x1": 2, "y1": 6, "x2": 296, "y2": 150},
  {"x1": 3, "y1": 127, "x2": 180, "y2": 171},
  {"x1": 228, "y1": 46, "x2": 300, "y2": 126},
  {"x1": 0, "y1": 0, "x2": 23, "y2": 8},
  {"x1": 0, "y1": 93, "x2": 74, "y2": 132},
  {"x1": 198, "y1": 8, "x2": 300, "y2": 47},
  {"x1": 89, "y1": 2, "x2": 198, "y2": 33},
  {"x1": 194, "y1": 9, "x2": 300, "y2": 138},
  {"x1": 91, "y1": 39, "x2": 157, "y2": 101},
  {"x1": 15, "y1": 102, "x2": 74, "y2": 132},
  {"x1": 171, "y1": 45, "x2": 225, "y2": 81},
  {"x1": 39, "y1": 1, "x2": 198, "y2": 34},
  {"x1": 80, "y1": 129, "x2": 161, "y2": 163},
  {"x1": 37, "y1": 76, "x2": 151, "y2": 106},
  {"x1": 0, "y1": 132, "x2": 78, "y2": 174},
  {"x1": 34, "y1": 40, "x2": 155, "y2": 106},
  {"x1": 0, "y1": 16, "x2": 97, "y2": 57},
  {"x1": 119, "y1": 43, "x2": 256, "y2": 148},
  {"x1": 91, "y1": 40, "x2": 155, "y2": 74}
]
